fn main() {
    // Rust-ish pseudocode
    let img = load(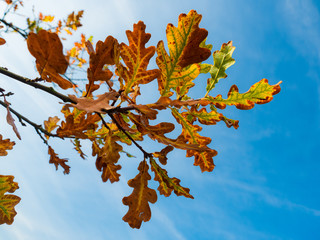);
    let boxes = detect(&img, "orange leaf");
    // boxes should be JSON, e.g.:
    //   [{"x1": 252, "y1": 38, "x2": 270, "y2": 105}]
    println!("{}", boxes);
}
[
  {"x1": 0, "y1": 135, "x2": 15, "y2": 156},
  {"x1": 122, "y1": 161, "x2": 157, "y2": 228},
  {"x1": 48, "y1": 146, "x2": 70, "y2": 174},
  {"x1": 0, "y1": 175, "x2": 21, "y2": 225},
  {"x1": 86, "y1": 36, "x2": 119, "y2": 96},
  {"x1": 0, "y1": 38, "x2": 6, "y2": 45},
  {"x1": 119, "y1": 21, "x2": 160, "y2": 97},
  {"x1": 27, "y1": 30, "x2": 73, "y2": 89},
  {"x1": 153, "y1": 146, "x2": 174, "y2": 165},
  {"x1": 44, "y1": 116, "x2": 60, "y2": 139}
]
